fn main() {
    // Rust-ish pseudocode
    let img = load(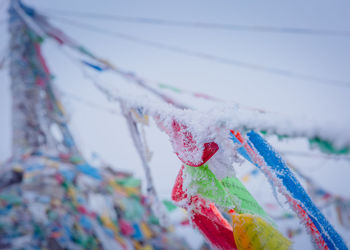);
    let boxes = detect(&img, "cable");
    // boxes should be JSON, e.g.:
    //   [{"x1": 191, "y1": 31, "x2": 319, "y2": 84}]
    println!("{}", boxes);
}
[
  {"x1": 49, "y1": 16, "x2": 350, "y2": 89},
  {"x1": 282, "y1": 150, "x2": 350, "y2": 162},
  {"x1": 62, "y1": 90, "x2": 122, "y2": 116},
  {"x1": 43, "y1": 9, "x2": 350, "y2": 38}
]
